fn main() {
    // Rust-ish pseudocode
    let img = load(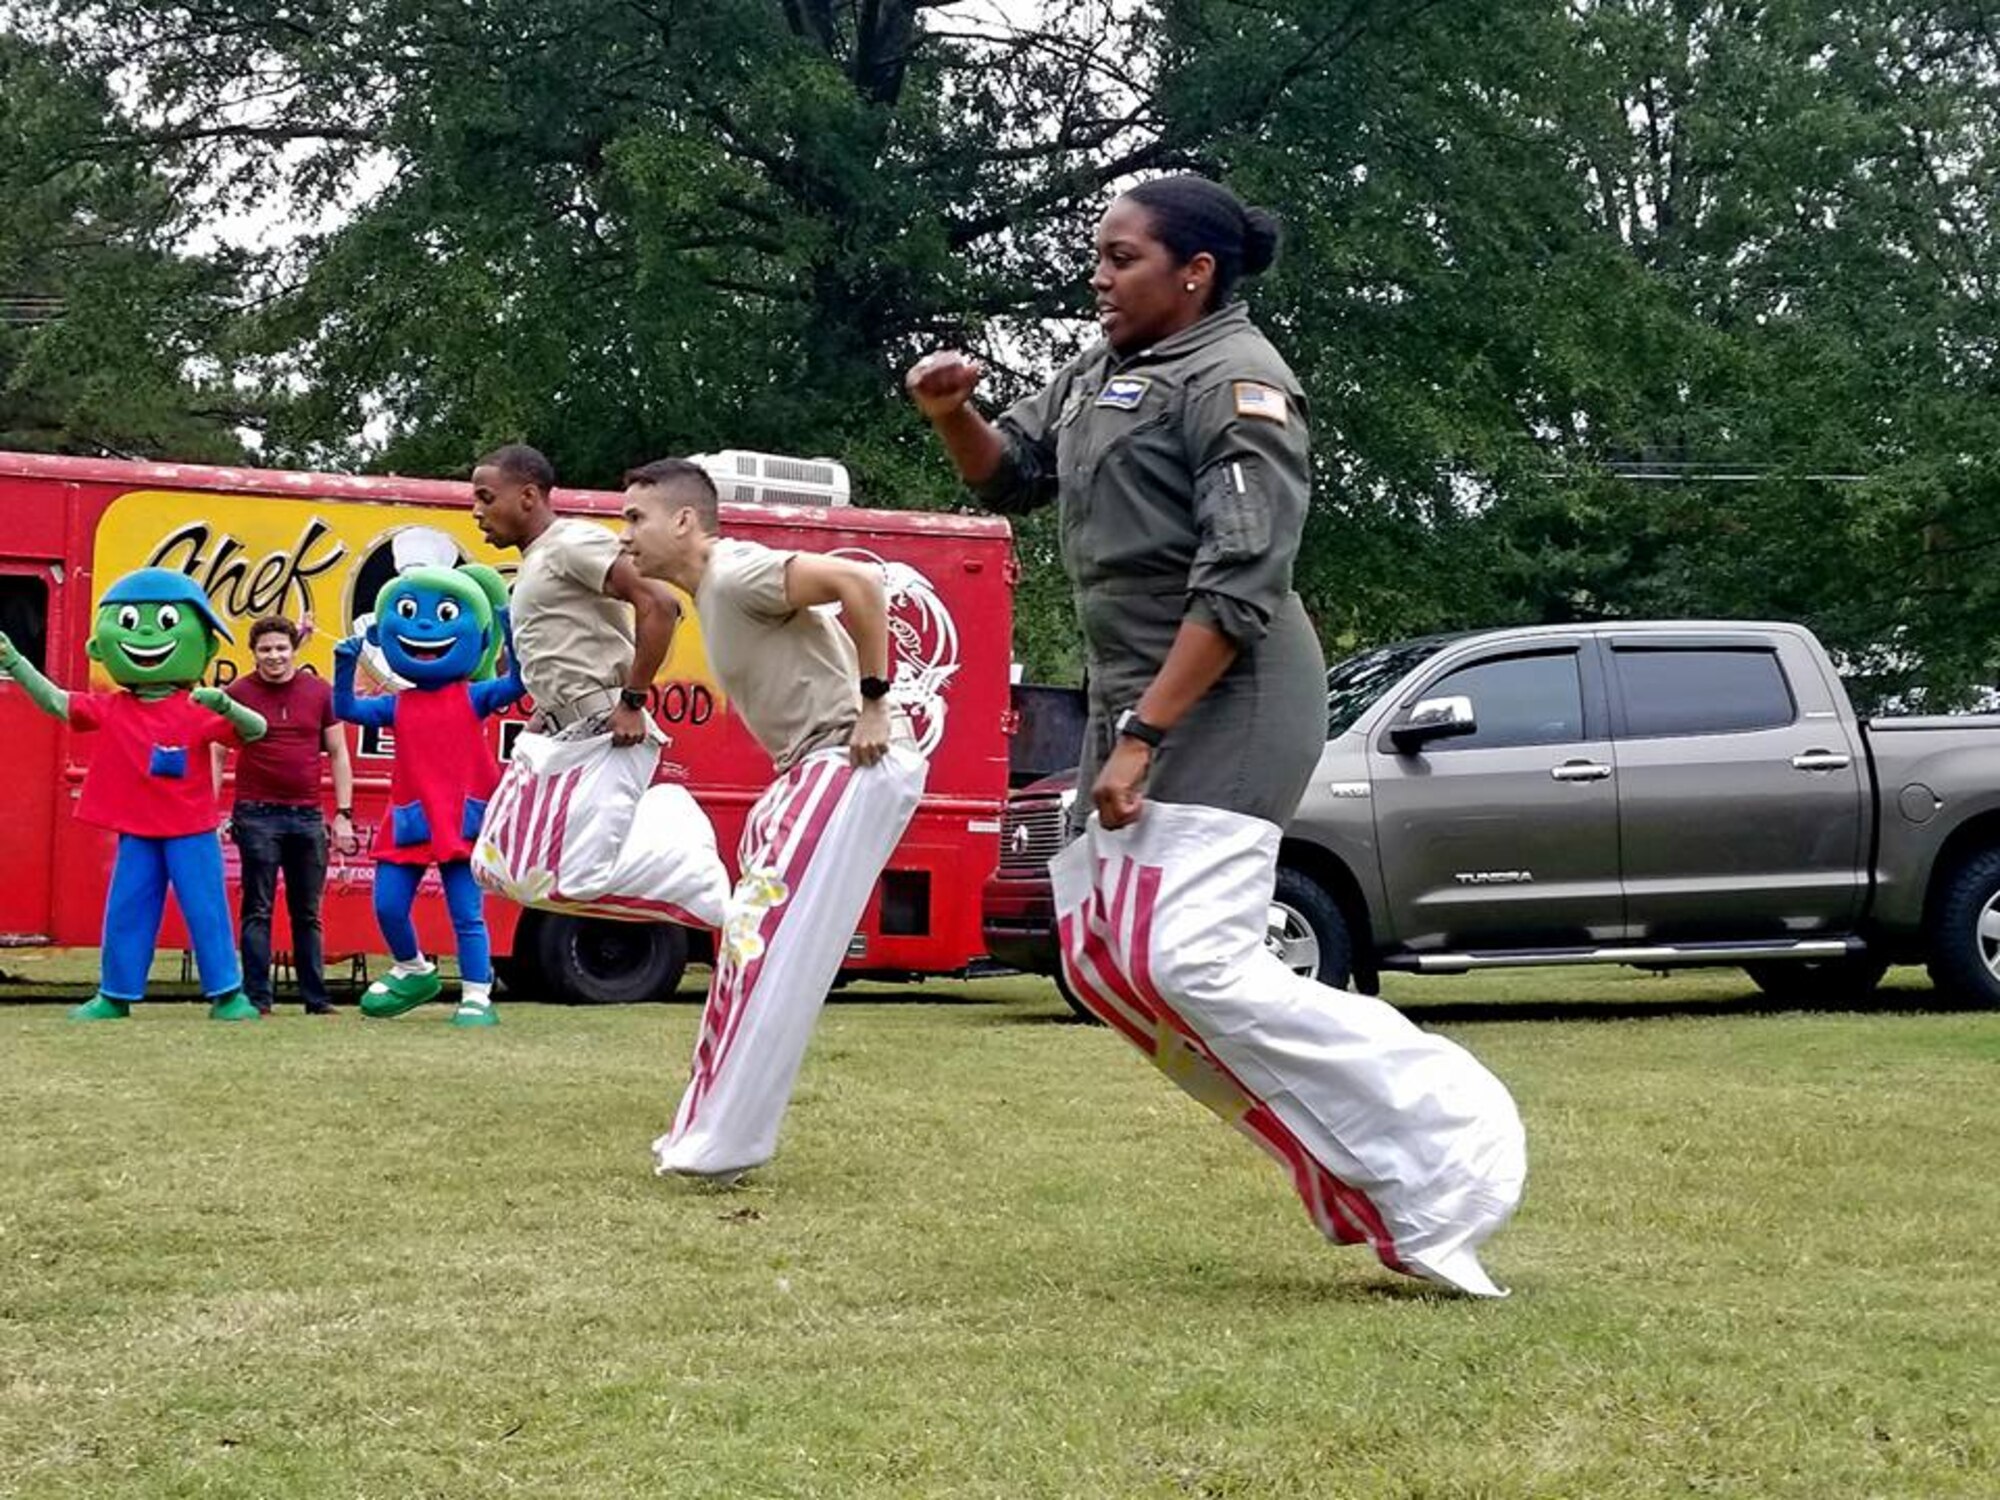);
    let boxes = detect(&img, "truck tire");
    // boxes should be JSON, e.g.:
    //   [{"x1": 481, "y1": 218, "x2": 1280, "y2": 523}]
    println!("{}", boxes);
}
[
  {"x1": 536, "y1": 915, "x2": 689, "y2": 1006},
  {"x1": 1742, "y1": 956, "x2": 1887, "y2": 1005},
  {"x1": 1925, "y1": 848, "x2": 2000, "y2": 1007},
  {"x1": 1052, "y1": 966, "x2": 1097, "y2": 1023},
  {"x1": 1271, "y1": 867, "x2": 1354, "y2": 990}
]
